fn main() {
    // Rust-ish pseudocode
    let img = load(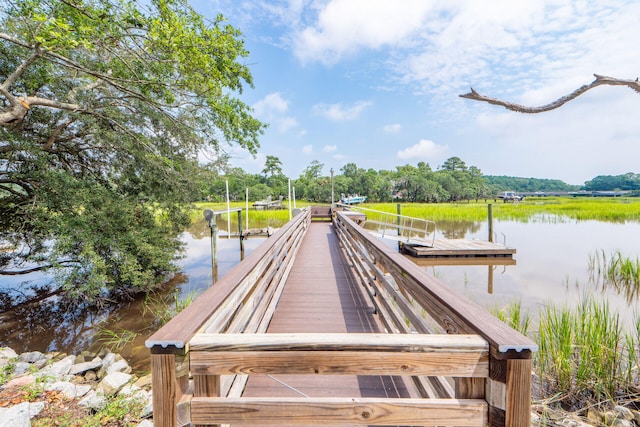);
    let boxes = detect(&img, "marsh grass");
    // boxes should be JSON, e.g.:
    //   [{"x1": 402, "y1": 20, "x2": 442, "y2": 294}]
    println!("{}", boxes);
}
[
  {"x1": 589, "y1": 250, "x2": 640, "y2": 302},
  {"x1": 365, "y1": 197, "x2": 640, "y2": 223},
  {"x1": 490, "y1": 301, "x2": 530, "y2": 335},
  {"x1": 535, "y1": 295, "x2": 639, "y2": 405}
]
